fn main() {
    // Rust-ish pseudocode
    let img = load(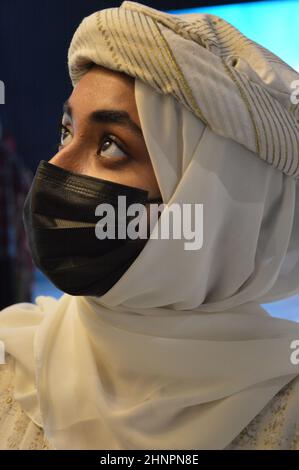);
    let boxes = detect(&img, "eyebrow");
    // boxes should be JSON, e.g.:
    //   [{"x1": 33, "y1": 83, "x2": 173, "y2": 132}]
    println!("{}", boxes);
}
[{"x1": 62, "y1": 99, "x2": 144, "y2": 139}]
